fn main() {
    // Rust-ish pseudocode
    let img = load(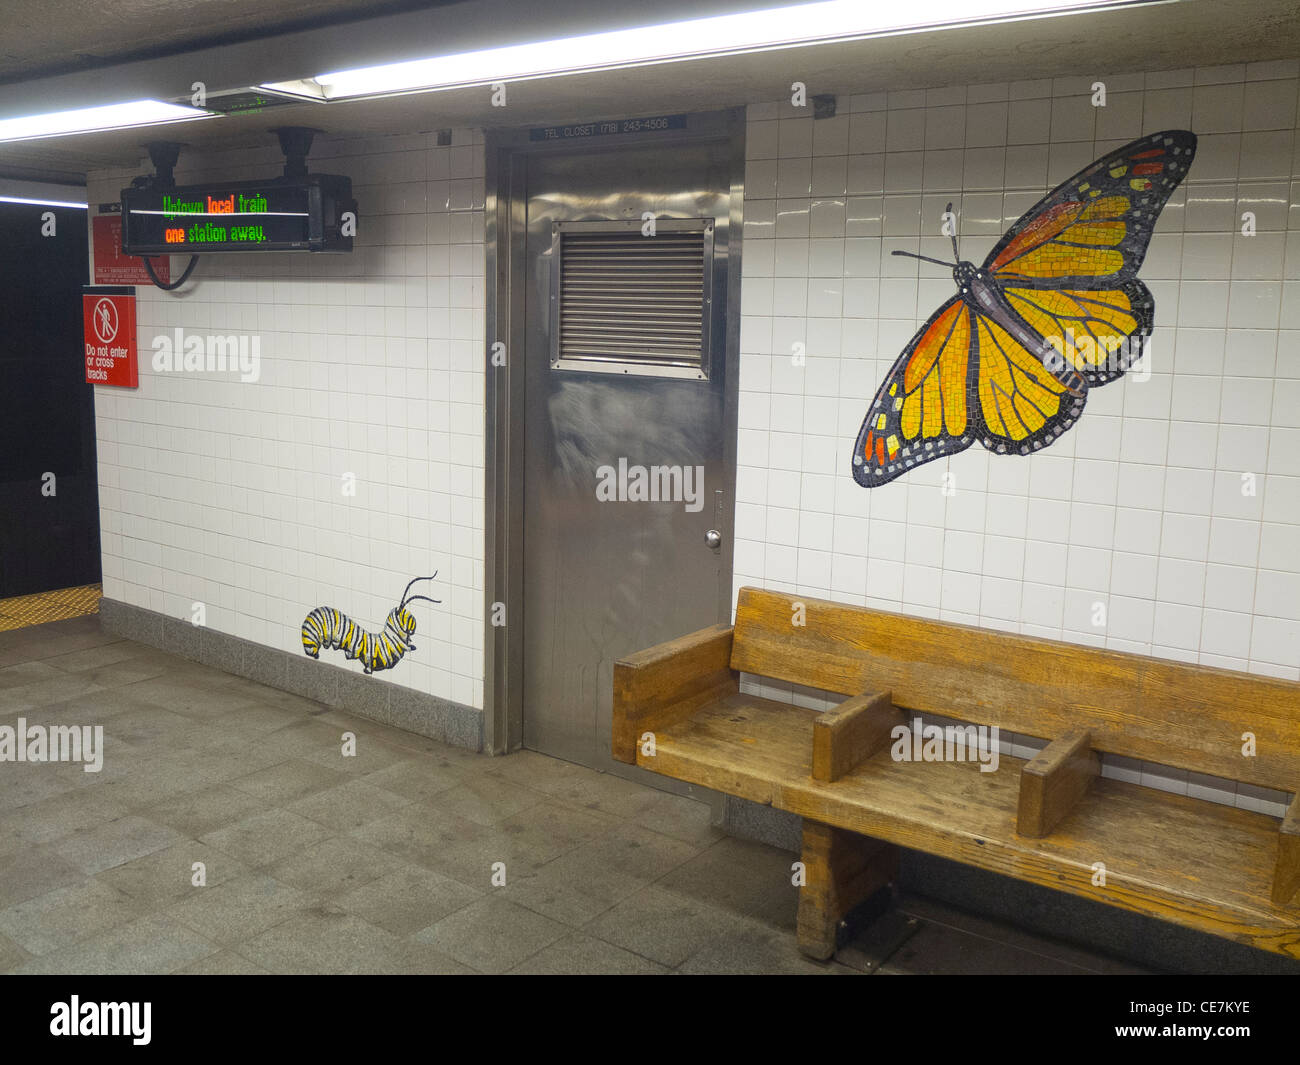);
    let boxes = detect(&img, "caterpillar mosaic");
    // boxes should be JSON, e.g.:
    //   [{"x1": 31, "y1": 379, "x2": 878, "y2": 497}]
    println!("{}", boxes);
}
[{"x1": 301, "y1": 574, "x2": 440, "y2": 674}]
